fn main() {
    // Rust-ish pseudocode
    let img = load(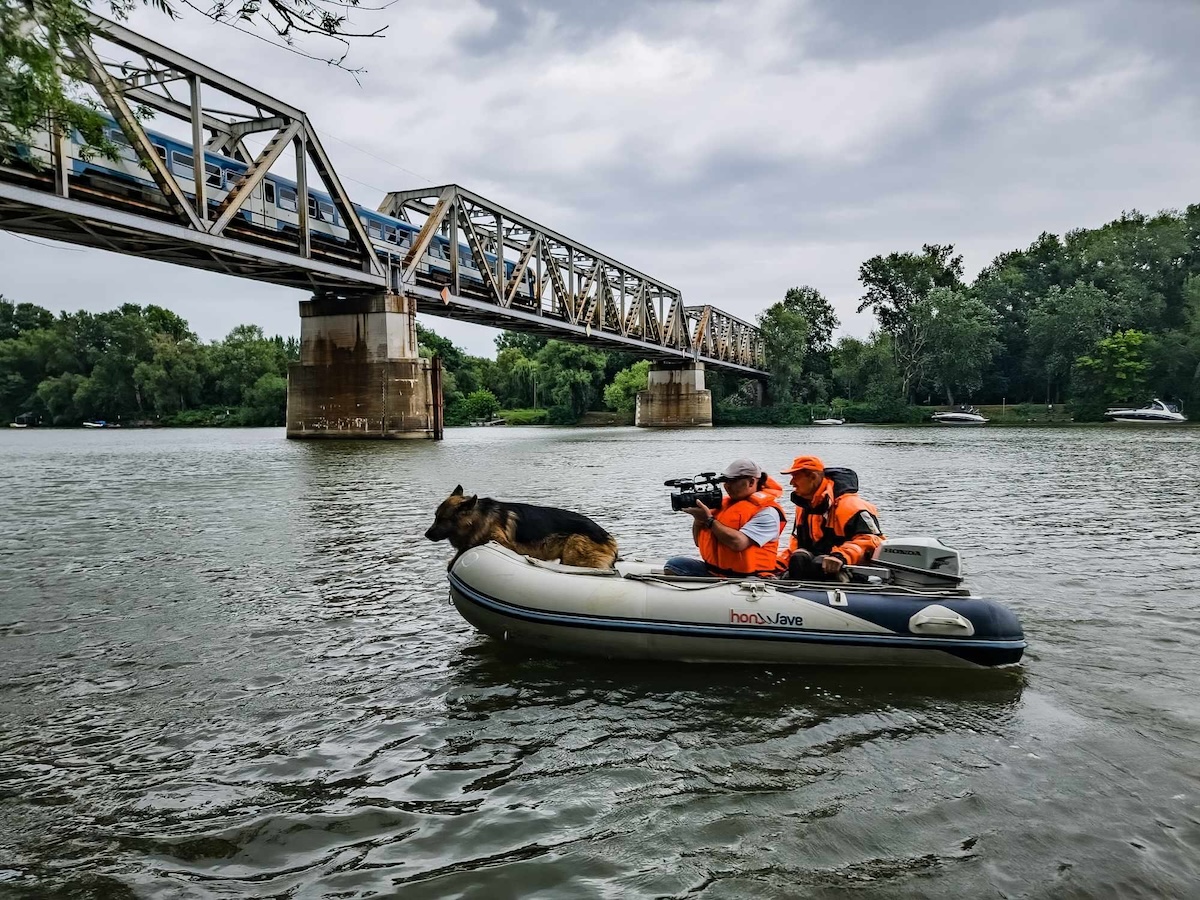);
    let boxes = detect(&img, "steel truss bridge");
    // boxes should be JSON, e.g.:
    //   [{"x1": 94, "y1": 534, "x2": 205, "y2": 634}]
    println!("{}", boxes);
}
[{"x1": 0, "y1": 14, "x2": 766, "y2": 376}]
